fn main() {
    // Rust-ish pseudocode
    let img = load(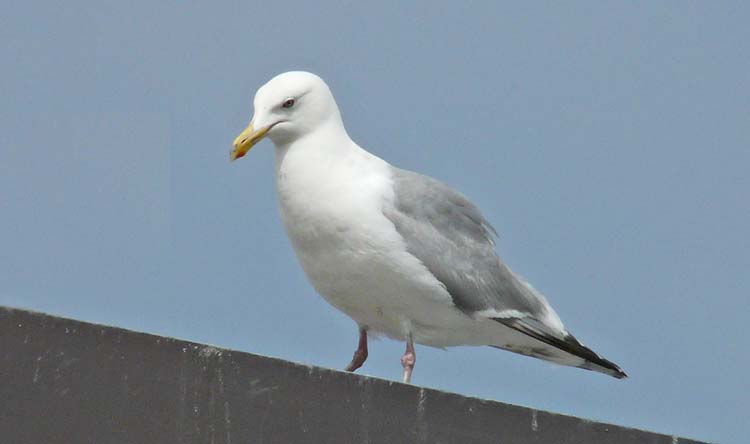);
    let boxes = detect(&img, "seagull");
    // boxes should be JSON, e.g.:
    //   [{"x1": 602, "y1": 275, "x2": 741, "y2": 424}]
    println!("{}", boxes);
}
[{"x1": 231, "y1": 71, "x2": 626, "y2": 383}]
